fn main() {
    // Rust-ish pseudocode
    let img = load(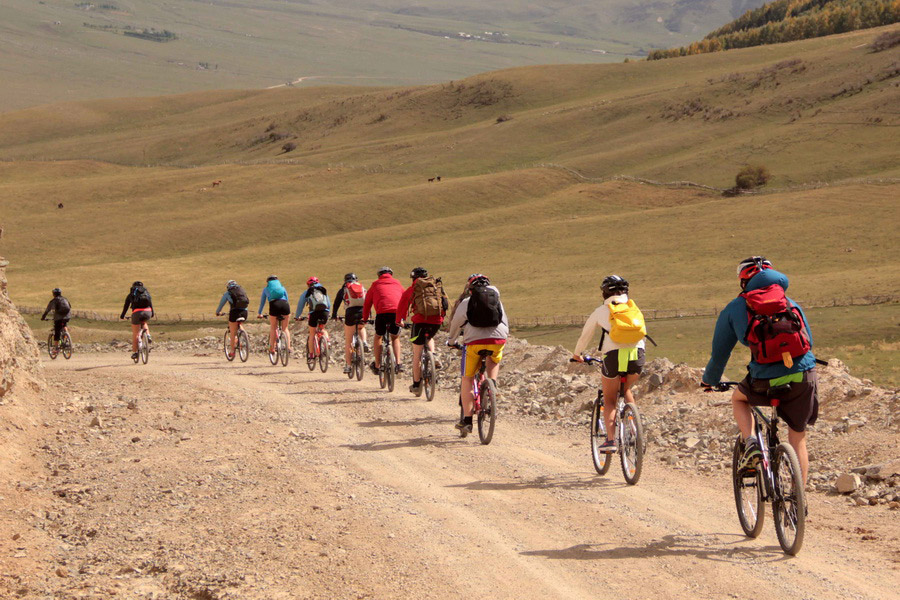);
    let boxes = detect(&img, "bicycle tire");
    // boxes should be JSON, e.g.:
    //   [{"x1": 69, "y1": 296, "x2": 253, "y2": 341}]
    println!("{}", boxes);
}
[
  {"x1": 477, "y1": 378, "x2": 497, "y2": 445},
  {"x1": 423, "y1": 351, "x2": 436, "y2": 401},
  {"x1": 378, "y1": 346, "x2": 388, "y2": 389},
  {"x1": 355, "y1": 336, "x2": 365, "y2": 381},
  {"x1": 620, "y1": 403, "x2": 644, "y2": 485},
  {"x1": 279, "y1": 334, "x2": 289, "y2": 367},
  {"x1": 140, "y1": 330, "x2": 150, "y2": 364},
  {"x1": 732, "y1": 436, "x2": 765, "y2": 538},
  {"x1": 61, "y1": 331, "x2": 72, "y2": 359},
  {"x1": 238, "y1": 329, "x2": 249, "y2": 362},
  {"x1": 319, "y1": 337, "x2": 329, "y2": 372},
  {"x1": 306, "y1": 339, "x2": 316, "y2": 371},
  {"x1": 47, "y1": 333, "x2": 59, "y2": 360},
  {"x1": 269, "y1": 332, "x2": 279, "y2": 365},
  {"x1": 385, "y1": 346, "x2": 395, "y2": 392},
  {"x1": 590, "y1": 398, "x2": 612, "y2": 475},
  {"x1": 773, "y1": 442, "x2": 806, "y2": 555},
  {"x1": 224, "y1": 330, "x2": 235, "y2": 362}
]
